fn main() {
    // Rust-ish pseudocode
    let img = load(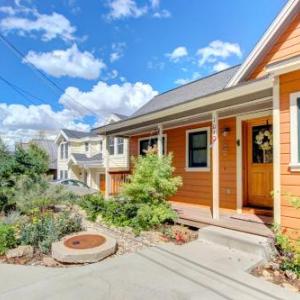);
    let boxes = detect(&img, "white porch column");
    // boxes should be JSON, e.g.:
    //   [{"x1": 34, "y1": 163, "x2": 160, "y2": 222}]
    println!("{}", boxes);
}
[
  {"x1": 157, "y1": 124, "x2": 163, "y2": 157},
  {"x1": 104, "y1": 135, "x2": 111, "y2": 199},
  {"x1": 212, "y1": 111, "x2": 220, "y2": 219},
  {"x1": 273, "y1": 76, "x2": 281, "y2": 224}
]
